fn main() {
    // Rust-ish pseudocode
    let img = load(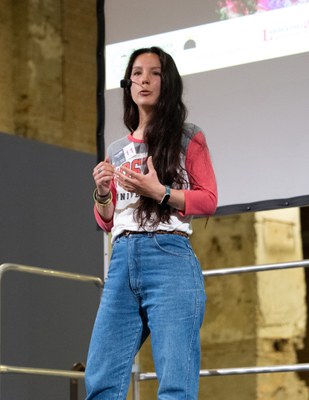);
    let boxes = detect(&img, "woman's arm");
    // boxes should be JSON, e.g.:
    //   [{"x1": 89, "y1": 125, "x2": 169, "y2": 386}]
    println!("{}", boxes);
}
[
  {"x1": 93, "y1": 159, "x2": 116, "y2": 232},
  {"x1": 181, "y1": 131, "x2": 218, "y2": 216}
]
